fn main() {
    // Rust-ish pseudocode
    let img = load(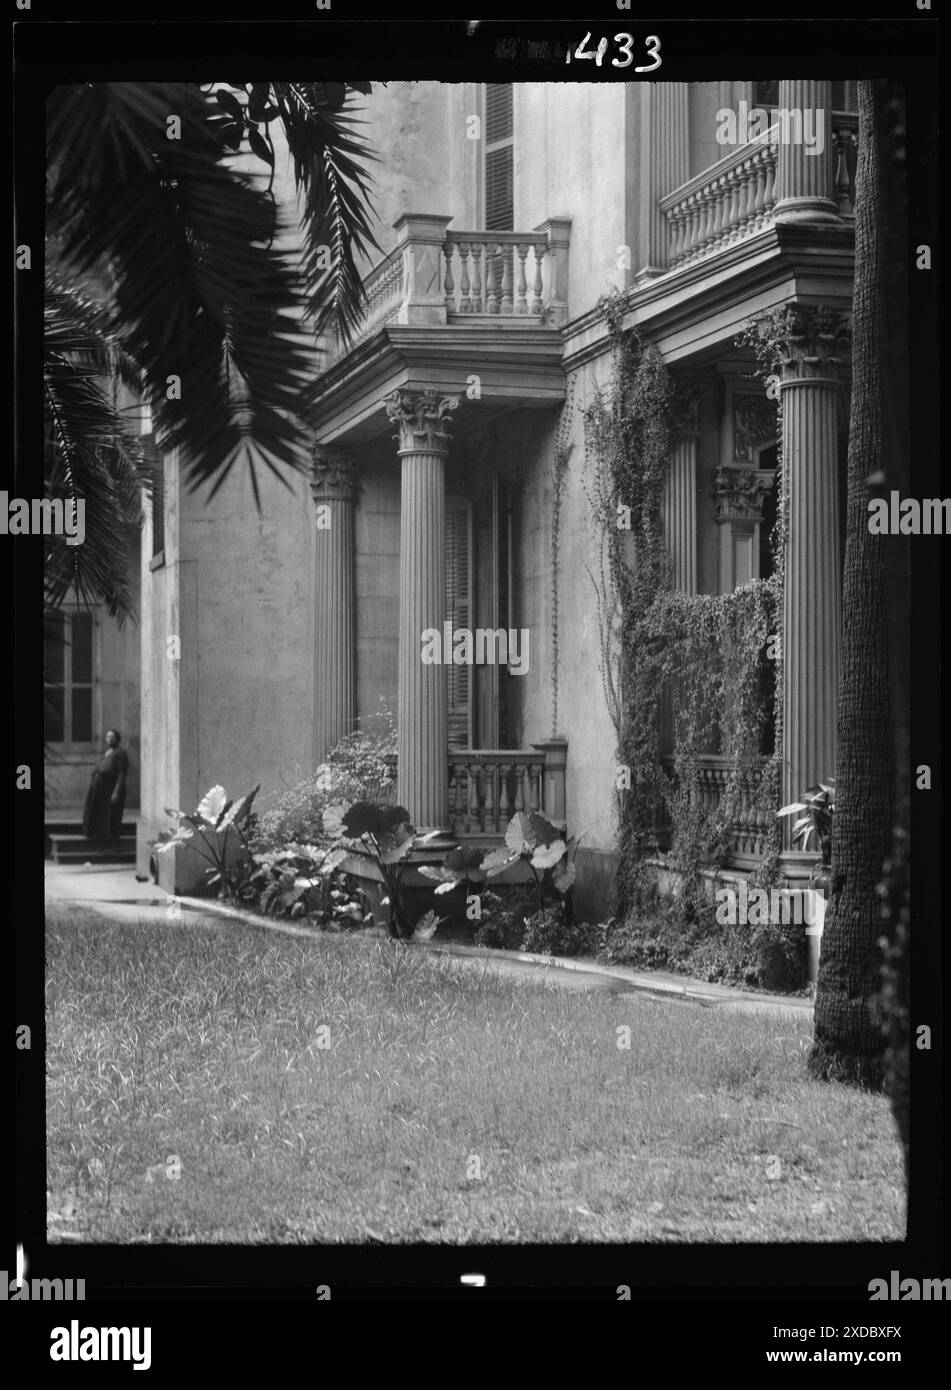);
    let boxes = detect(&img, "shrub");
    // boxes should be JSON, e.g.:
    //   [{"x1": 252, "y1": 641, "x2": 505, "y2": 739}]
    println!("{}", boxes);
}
[
  {"x1": 257, "y1": 706, "x2": 397, "y2": 848},
  {"x1": 247, "y1": 843, "x2": 370, "y2": 928},
  {"x1": 598, "y1": 900, "x2": 807, "y2": 992},
  {"x1": 521, "y1": 907, "x2": 599, "y2": 958},
  {"x1": 473, "y1": 884, "x2": 536, "y2": 950}
]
